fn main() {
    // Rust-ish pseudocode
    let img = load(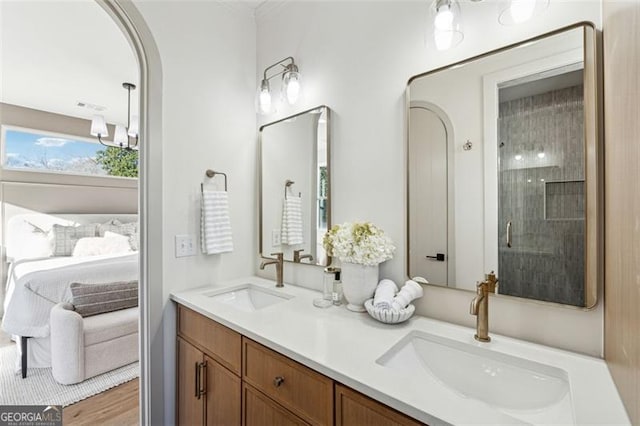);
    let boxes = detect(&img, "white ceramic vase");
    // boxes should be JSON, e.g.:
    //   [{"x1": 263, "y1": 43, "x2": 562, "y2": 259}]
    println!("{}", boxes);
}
[{"x1": 341, "y1": 262, "x2": 379, "y2": 312}]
